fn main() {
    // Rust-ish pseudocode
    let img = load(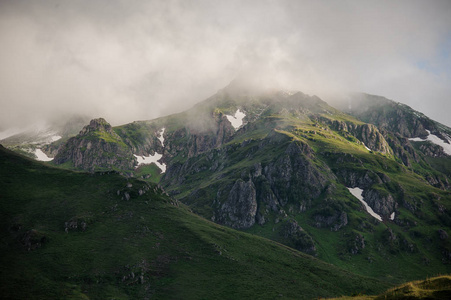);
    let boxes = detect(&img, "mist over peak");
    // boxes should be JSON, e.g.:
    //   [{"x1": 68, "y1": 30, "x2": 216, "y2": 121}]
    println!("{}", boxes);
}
[{"x1": 1, "y1": 0, "x2": 450, "y2": 128}]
